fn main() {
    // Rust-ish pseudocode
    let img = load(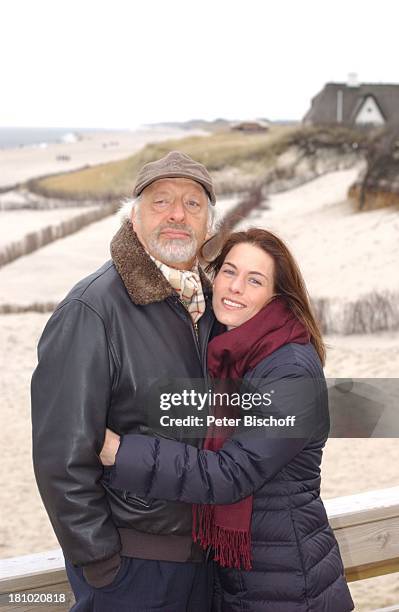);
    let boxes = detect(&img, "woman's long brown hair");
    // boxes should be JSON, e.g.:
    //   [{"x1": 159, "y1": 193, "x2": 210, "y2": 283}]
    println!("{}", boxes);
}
[{"x1": 201, "y1": 228, "x2": 326, "y2": 366}]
